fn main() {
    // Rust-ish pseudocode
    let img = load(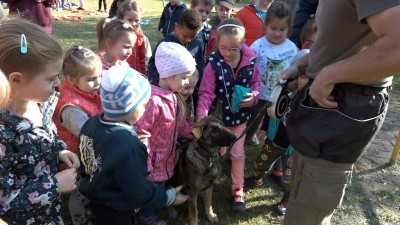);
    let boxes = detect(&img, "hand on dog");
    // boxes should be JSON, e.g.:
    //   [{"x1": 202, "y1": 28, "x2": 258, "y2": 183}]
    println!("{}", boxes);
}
[
  {"x1": 172, "y1": 185, "x2": 189, "y2": 206},
  {"x1": 239, "y1": 93, "x2": 256, "y2": 108}
]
